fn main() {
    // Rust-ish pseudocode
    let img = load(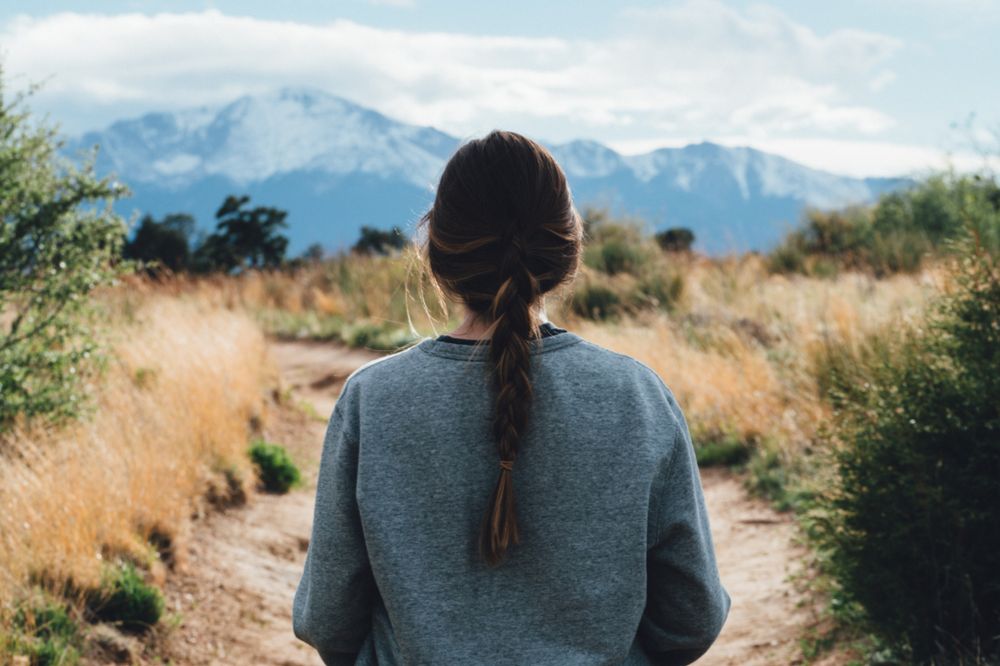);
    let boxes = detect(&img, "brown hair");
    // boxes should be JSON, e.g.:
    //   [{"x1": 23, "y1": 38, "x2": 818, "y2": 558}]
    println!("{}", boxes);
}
[{"x1": 422, "y1": 130, "x2": 583, "y2": 566}]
